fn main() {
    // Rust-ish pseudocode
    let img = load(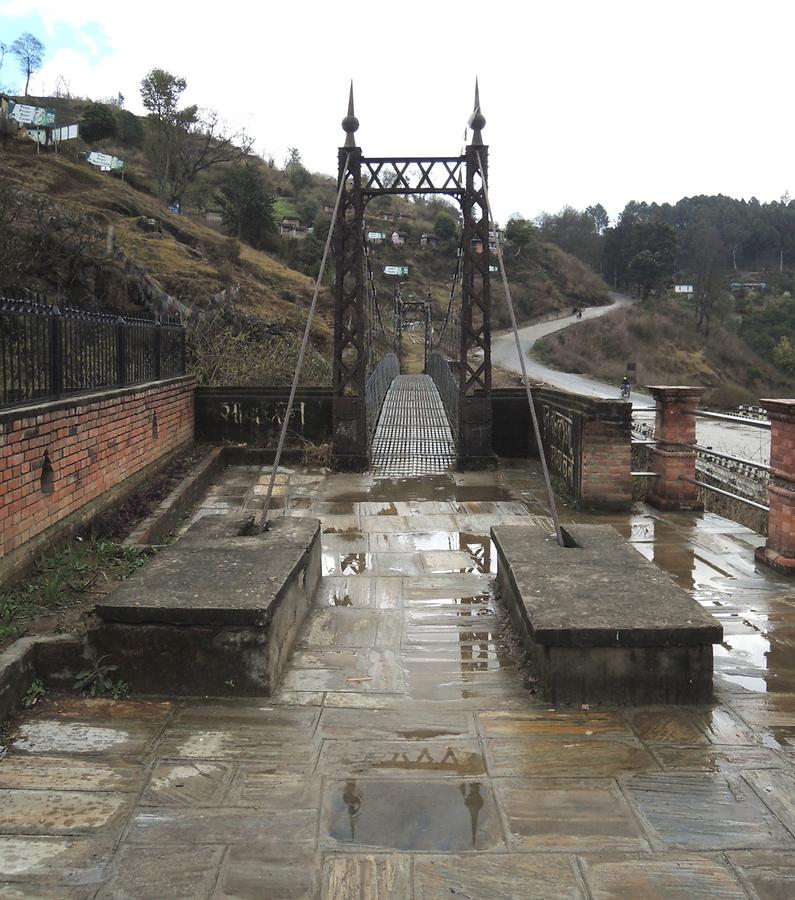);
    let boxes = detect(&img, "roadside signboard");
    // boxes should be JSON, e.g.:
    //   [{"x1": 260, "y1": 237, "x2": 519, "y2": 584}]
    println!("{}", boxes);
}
[
  {"x1": 384, "y1": 266, "x2": 409, "y2": 276},
  {"x1": 86, "y1": 151, "x2": 124, "y2": 171},
  {"x1": 674, "y1": 284, "x2": 694, "y2": 294},
  {"x1": 53, "y1": 123, "x2": 79, "y2": 142},
  {"x1": 8, "y1": 101, "x2": 55, "y2": 126}
]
